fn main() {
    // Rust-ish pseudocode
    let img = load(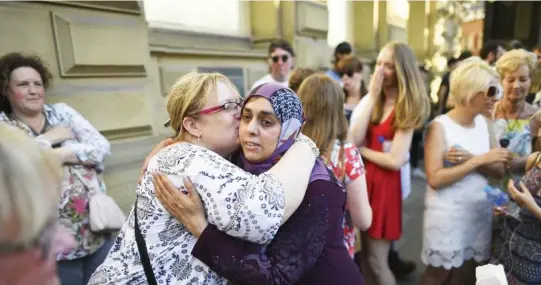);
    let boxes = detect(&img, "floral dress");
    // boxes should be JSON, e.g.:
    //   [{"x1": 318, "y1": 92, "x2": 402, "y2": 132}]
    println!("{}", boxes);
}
[
  {"x1": 0, "y1": 103, "x2": 111, "y2": 260},
  {"x1": 88, "y1": 142, "x2": 286, "y2": 285},
  {"x1": 323, "y1": 140, "x2": 365, "y2": 258}
]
